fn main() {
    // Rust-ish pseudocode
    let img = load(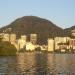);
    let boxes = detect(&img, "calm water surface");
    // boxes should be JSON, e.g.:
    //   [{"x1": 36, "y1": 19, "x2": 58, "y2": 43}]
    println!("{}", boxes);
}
[{"x1": 0, "y1": 53, "x2": 75, "y2": 75}]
